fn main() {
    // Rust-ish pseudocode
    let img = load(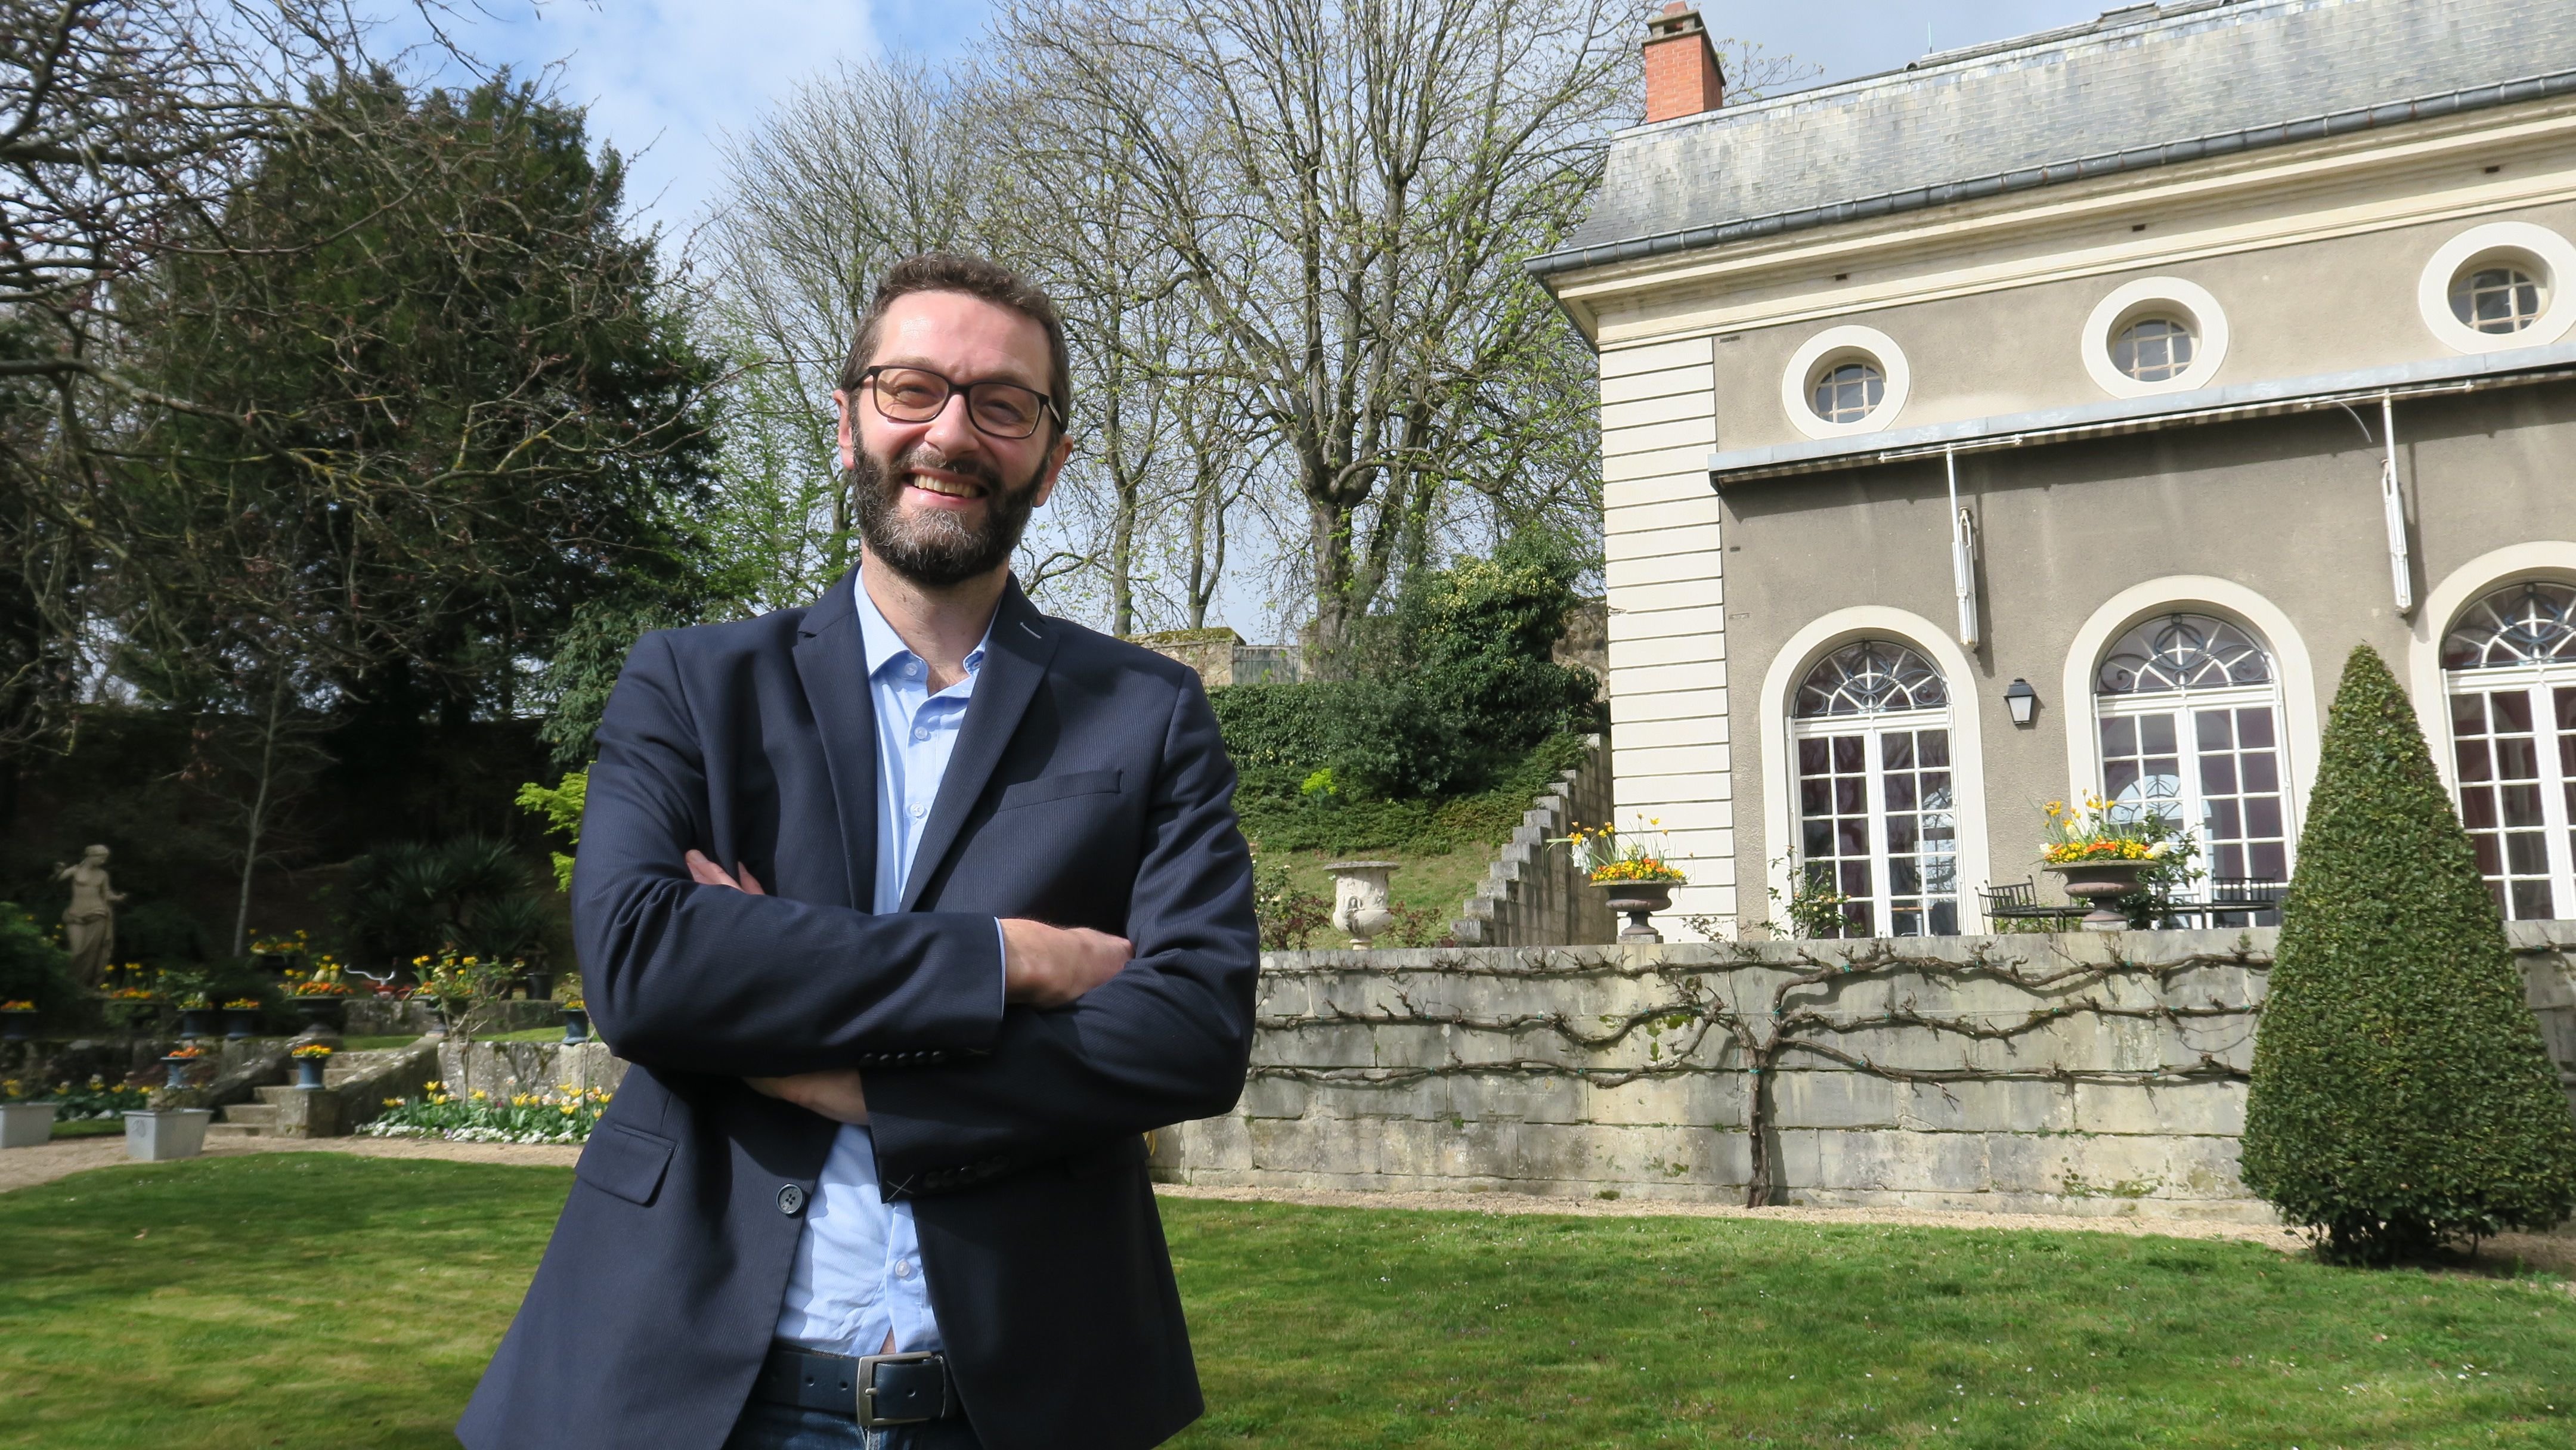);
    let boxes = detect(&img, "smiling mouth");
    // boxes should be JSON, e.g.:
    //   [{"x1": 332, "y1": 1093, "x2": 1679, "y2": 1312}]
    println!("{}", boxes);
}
[{"x1": 905, "y1": 472, "x2": 986, "y2": 501}]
